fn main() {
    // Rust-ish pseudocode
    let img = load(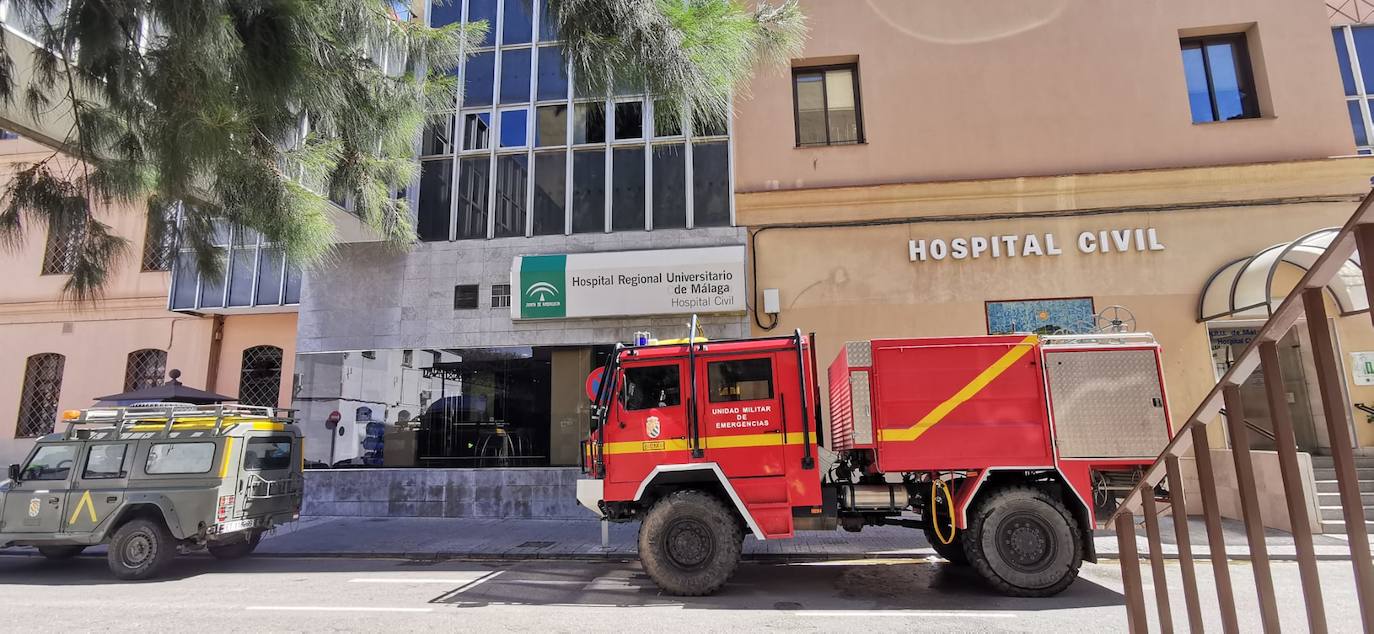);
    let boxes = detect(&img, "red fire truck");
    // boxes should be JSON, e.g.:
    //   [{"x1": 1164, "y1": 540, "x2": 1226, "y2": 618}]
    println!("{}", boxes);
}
[{"x1": 577, "y1": 321, "x2": 1172, "y2": 597}]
